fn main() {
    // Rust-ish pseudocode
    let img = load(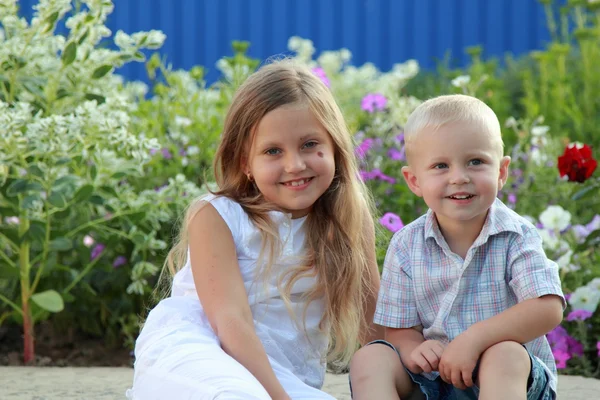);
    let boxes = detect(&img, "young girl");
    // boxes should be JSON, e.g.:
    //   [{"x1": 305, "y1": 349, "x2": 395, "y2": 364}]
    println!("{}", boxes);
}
[{"x1": 127, "y1": 60, "x2": 382, "y2": 400}]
